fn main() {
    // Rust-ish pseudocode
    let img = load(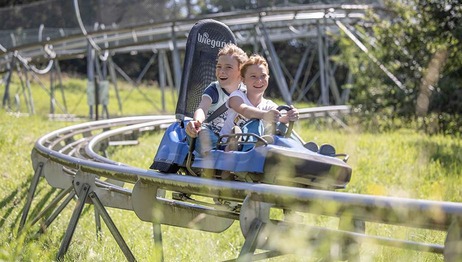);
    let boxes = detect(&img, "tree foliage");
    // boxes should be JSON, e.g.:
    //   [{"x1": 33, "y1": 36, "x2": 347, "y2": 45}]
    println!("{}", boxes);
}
[{"x1": 337, "y1": 0, "x2": 462, "y2": 134}]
